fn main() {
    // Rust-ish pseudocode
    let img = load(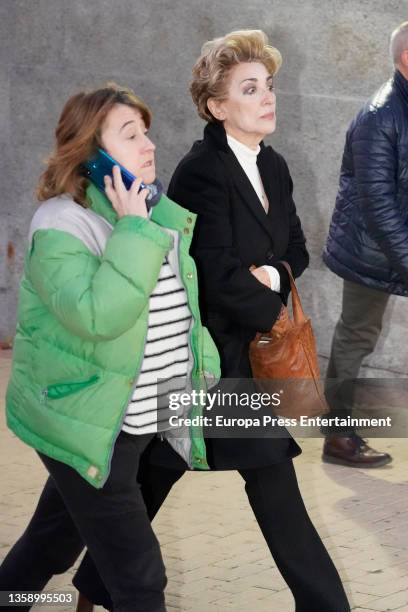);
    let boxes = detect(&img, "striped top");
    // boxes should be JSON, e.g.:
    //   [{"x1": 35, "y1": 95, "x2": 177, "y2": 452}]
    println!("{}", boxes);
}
[{"x1": 122, "y1": 256, "x2": 192, "y2": 435}]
